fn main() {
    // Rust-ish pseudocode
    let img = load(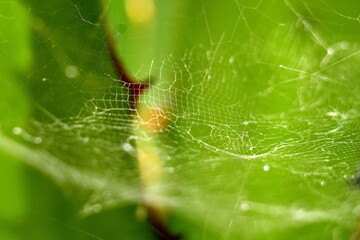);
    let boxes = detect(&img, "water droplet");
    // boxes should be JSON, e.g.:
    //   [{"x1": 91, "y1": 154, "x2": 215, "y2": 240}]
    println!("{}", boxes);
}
[
  {"x1": 42, "y1": 77, "x2": 47, "y2": 82},
  {"x1": 12, "y1": 127, "x2": 22, "y2": 135},
  {"x1": 34, "y1": 137, "x2": 42, "y2": 144},
  {"x1": 326, "y1": 112, "x2": 338, "y2": 117},
  {"x1": 122, "y1": 142, "x2": 133, "y2": 152},
  {"x1": 320, "y1": 181, "x2": 326, "y2": 186},
  {"x1": 327, "y1": 48, "x2": 334, "y2": 55},
  {"x1": 263, "y1": 165, "x2": 270, "y2": 171},
  {"x1": 240, "y1": 203, "x2": 249, "y2": 211},
  {"x1": 65, "y1": 65, "x2": 79, "y2": 78},
  {"x1": 229, "y1": 56, "x2": 235, "y2": 64}
]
